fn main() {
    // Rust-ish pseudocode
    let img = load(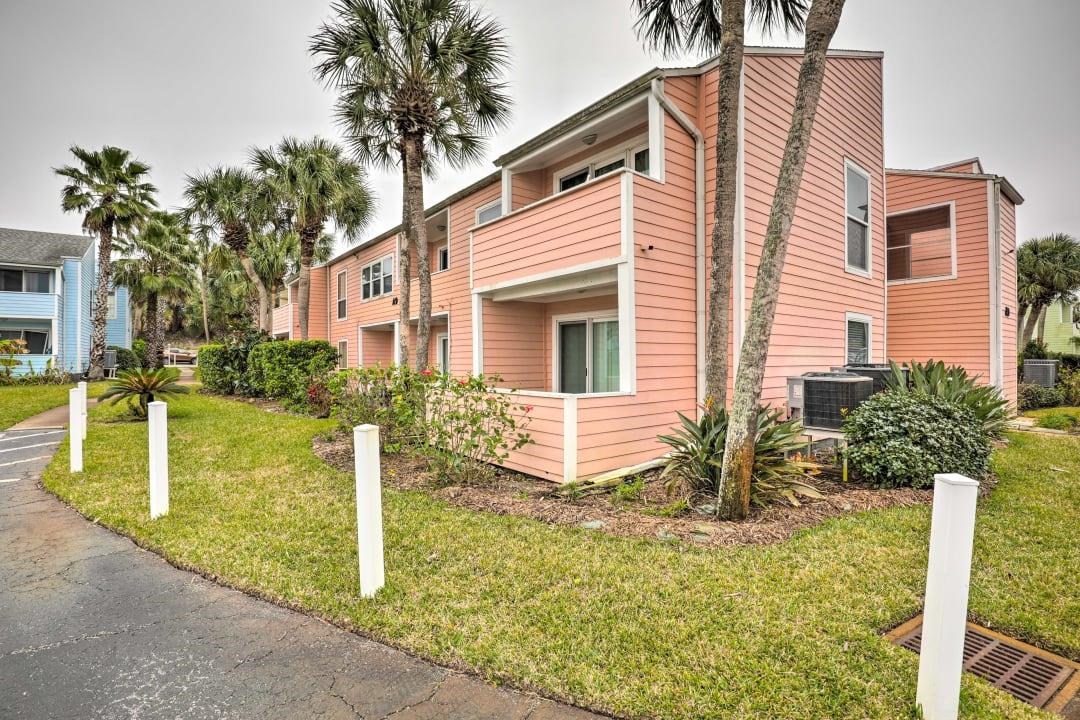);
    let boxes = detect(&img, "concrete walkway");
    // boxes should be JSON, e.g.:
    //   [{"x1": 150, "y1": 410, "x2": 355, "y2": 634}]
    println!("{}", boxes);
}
[{"x1": 0, "y1": 420, "x2": 603, "y2": 719}]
